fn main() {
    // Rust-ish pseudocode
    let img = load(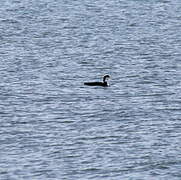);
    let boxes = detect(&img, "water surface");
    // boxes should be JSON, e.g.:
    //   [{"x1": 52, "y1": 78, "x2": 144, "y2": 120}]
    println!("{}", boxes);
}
[{"x1": 0, "y1": 0, "x2": 181, "y2": 179}]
